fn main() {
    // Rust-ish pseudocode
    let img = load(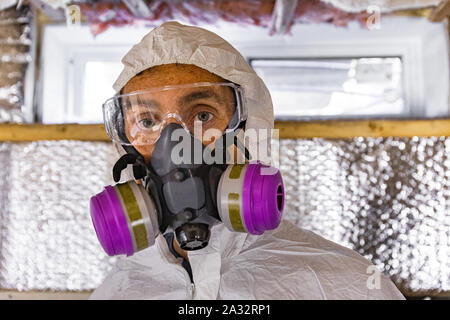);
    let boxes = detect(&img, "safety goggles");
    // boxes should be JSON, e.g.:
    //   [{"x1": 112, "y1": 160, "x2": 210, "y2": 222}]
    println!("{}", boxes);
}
[{"x1": 103, "y1": 82, "x2": 246, "y2": 146}]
